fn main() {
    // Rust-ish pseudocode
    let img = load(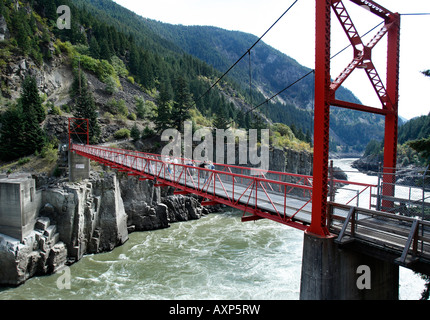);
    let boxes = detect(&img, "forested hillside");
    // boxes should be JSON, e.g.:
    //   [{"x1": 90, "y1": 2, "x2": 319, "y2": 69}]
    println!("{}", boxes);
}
[
  {"x1": 358, "y1": 111, "x2": 430, "y2": 170},
  {"x1": 0, "y1": 0, "x2": 314, "y2": 165},
  {"x1": 0, "y1": 0, "x2": 393, "y2": 167},
  {"x1": 68, "y1": 0, "x2": 387, "y2": 152}
]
